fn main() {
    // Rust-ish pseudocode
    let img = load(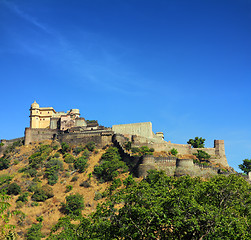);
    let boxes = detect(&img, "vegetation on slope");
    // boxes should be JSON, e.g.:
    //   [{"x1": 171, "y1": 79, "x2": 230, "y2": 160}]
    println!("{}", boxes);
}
[{"x1": 0, "y1": 139, "x2": 250, "y2": 239}]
